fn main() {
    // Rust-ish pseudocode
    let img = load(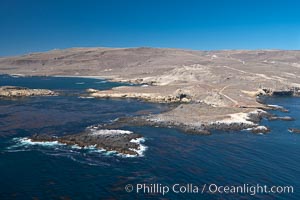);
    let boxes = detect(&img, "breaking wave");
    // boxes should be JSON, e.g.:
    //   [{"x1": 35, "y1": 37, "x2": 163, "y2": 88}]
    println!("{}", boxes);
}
[
  {"x1": 6, "y1": 129, "x2": 147, "y2": 165},
  {"x1": 89, "y1": 128, "x2": 133, "y2": 136},
  {"x1": 78, "y1": 96, "x2": 95, "y2": 99},
  {"x1": 95, "y1": 80, "x2": 107, "y2": 84}
]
